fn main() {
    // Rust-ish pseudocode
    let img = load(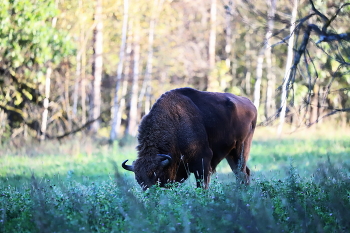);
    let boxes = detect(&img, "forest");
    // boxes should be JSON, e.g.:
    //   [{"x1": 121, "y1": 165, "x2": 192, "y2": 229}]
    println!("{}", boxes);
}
[
  {"x1": 1, "y1": 1, "x2": 350, "y2": 232},
  {"x1": 0, "y1": 0, "x2": 349, "y2": 144}
]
